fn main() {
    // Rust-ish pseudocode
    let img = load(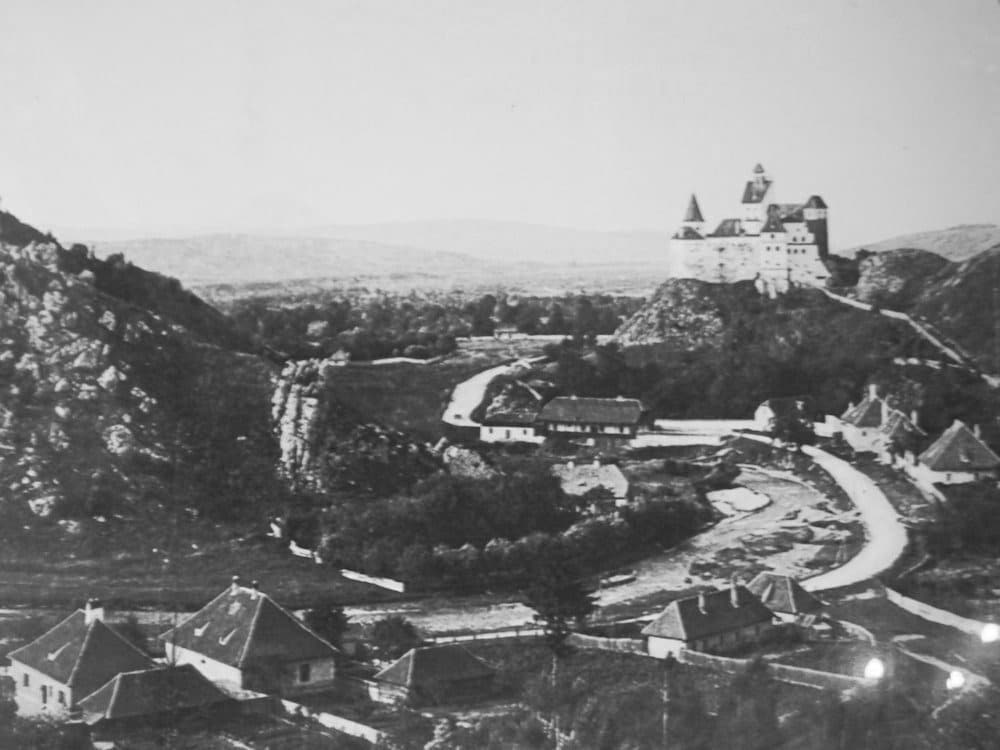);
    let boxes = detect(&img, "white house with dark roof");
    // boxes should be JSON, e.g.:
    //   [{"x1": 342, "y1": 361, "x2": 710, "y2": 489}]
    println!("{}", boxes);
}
[
  {"x1": 8, "y1": 600, "x2": 154, "y2": 718},
  {"x1": 746, "y1": 573, "x2": 824, "y2": 625},
  {"x1": 537, "y1": 396, "x2": 643, "y2": 439},
  {"x1": 910, "y1": 419, "x2": 1000, "y2": 485},
  {"x1": 670, "y1": 164, "x2": 831, "y2": 297},
  {"x1": 159, "y1": 578, "x2": 339, "y2": 696},
  {"x1": 839, "y1": 384, "x2": 890, "y2": 453},
  {"x1": 641, "y1": 585, "x2": 775, "y2": 659}
]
